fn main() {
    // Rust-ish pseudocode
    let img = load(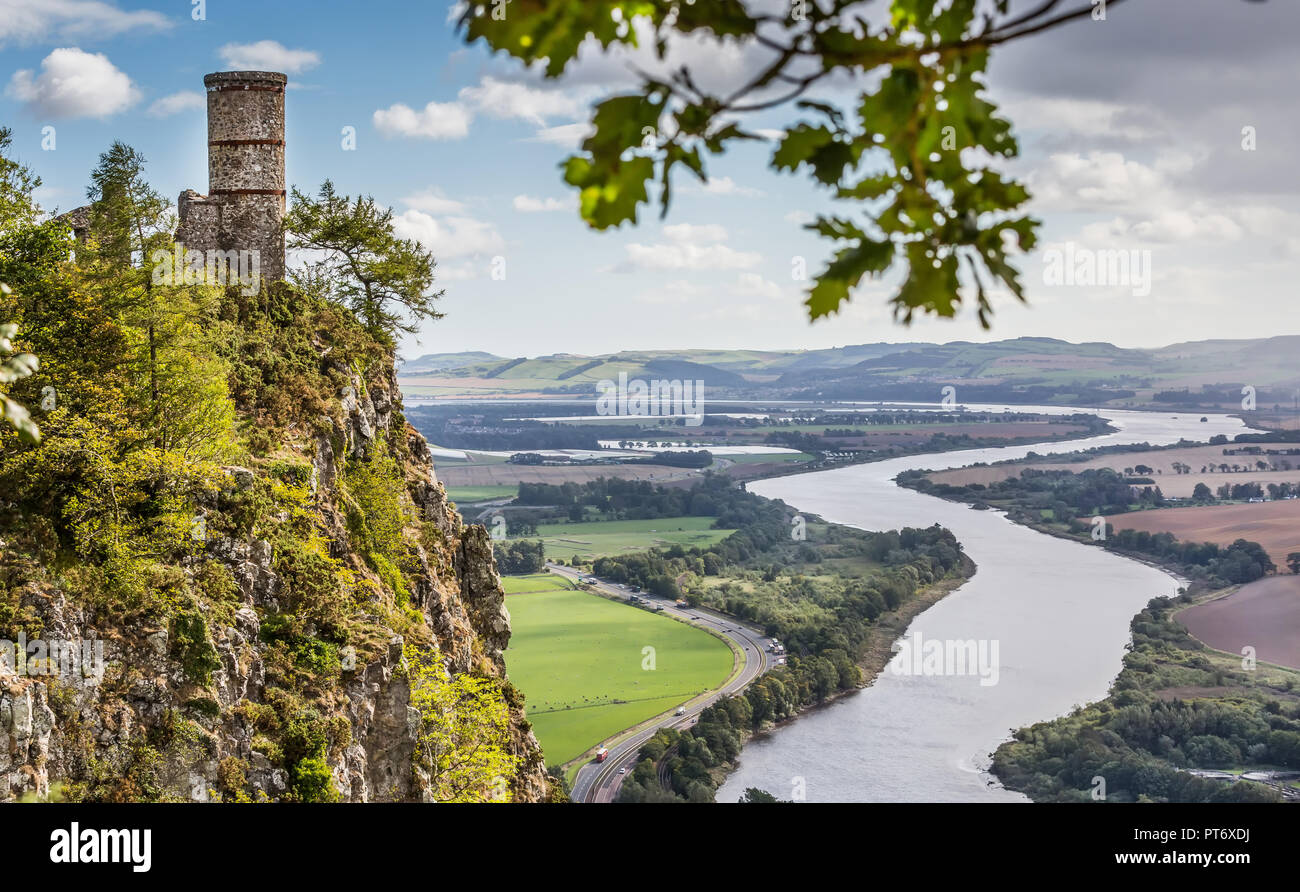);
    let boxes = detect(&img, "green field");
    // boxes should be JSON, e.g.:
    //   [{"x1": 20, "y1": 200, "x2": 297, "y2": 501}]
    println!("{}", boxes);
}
[
  {"x1": 444, "y1": 485, "x2": 519, "y2": 503},
  {"x1": 500, "y1": 573, "x2": 575, "y2": 594},
  {"x1": 505, "y1": 585, "x2": 733, "y2": 765},
  {"x1": 533, "y1": 516, "x2": 736, "y2": 561}
]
